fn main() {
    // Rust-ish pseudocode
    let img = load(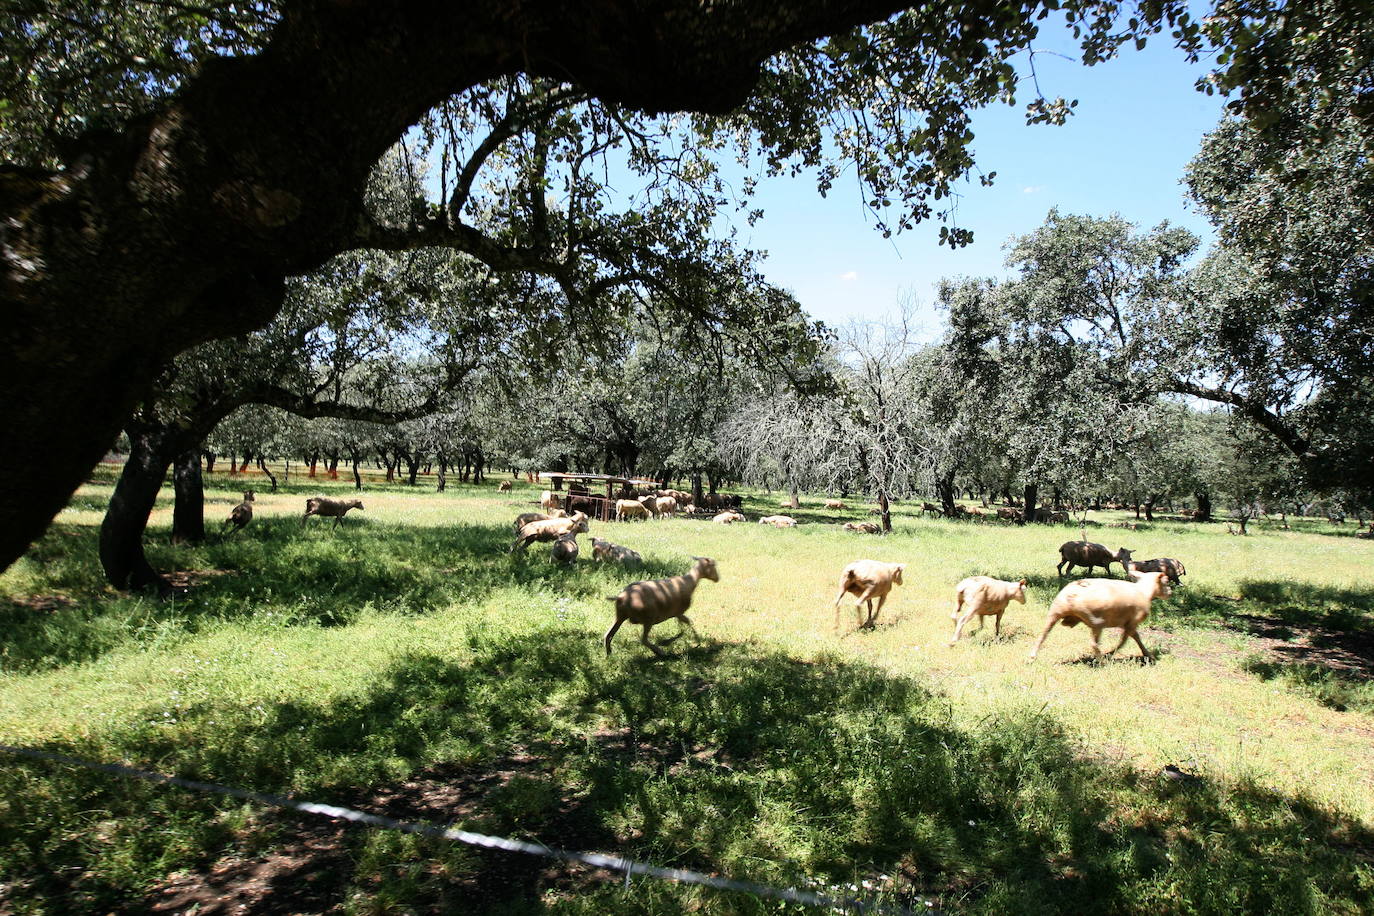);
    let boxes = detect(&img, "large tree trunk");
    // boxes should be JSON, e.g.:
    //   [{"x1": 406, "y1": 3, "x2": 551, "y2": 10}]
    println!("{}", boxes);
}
[
  {"x1": 878, "y1": 489, "x2": 892, "y2": 533},
  {"x1": 937, "y1": 469, "x2": 957, "y2": 518},
  {"x1": 171, "y1": 447, "x2": 206, "y2": 545},
  {"x1": 100, "y1": 428, "x2": 176, "y2": 593},
  {"x1": 691, "y1": 472, "x2": 704, "y2": 508},
  {"x1": 1021, "y1": 482, "x2": 1039, "y2": 525},
  {"x1": 785, "y1": 481, "x2": 800, "y2": 509},
  {"x1": 1194, "y1": 492, "x2": 1213, "y2": 522}
]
